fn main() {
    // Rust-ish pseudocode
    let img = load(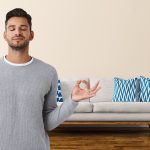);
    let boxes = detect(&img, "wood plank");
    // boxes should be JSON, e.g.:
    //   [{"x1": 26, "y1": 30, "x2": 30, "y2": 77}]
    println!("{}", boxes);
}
[
  {"x1": 50, "y1": 127, "x2": 150, "y2": 150},
  {"x1": 61, "y1": 121, "x2": 150, "y2": 125}
]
